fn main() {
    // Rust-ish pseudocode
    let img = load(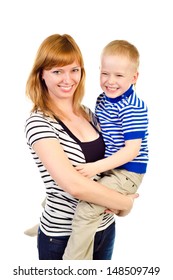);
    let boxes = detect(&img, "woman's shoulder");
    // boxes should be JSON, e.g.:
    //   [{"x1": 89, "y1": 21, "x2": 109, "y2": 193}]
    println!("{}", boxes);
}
[
  {"x1": 25, "y1": 111, "x2": 62, "y2": 135},
  {"x1": 82, "y1": 105, "x2": 100, "y2": 130},
  {"x1": 25, "y1": 111, "x2": 54, "y2": 126},
  {"x1": 25, "y1": 111, "x2": 61, "y2": 144},
  {"x1": 82, "y1": 105, "x2": 93, "y2": 116}
]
